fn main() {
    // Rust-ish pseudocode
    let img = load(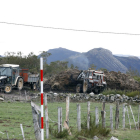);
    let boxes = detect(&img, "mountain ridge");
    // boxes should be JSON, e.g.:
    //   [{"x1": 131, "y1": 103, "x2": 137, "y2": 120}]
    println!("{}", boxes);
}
[{"x1": 44, "y1": 47, "x2": 140, "y2": 73}]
